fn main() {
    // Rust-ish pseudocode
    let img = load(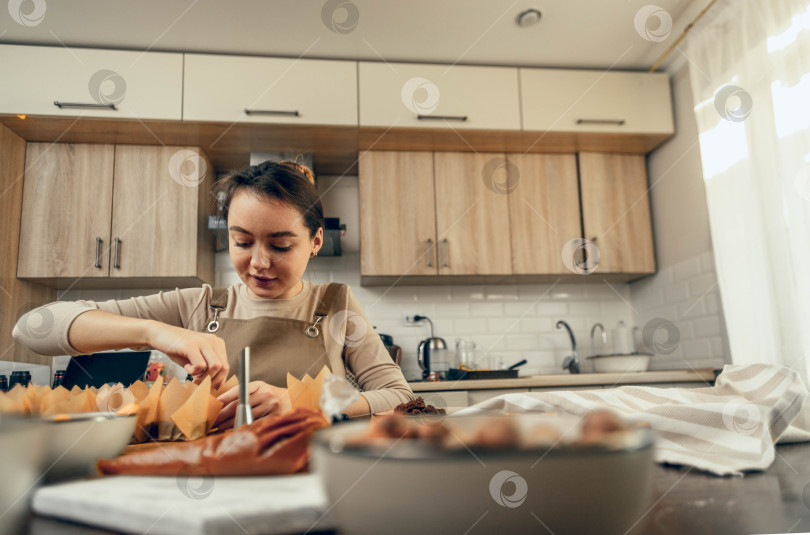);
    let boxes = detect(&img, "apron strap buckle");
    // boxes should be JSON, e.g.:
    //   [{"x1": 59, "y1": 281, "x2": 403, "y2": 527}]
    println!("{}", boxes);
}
[
  {"x1": 207, "y1": 307, "x2": 222, "y2": 333},
  {"x1": 207, "y1": 287, "x2": 229, "y2": 334},
  {"x1": 305, "y1": 316, "x2": 323, "y2": 338}
]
